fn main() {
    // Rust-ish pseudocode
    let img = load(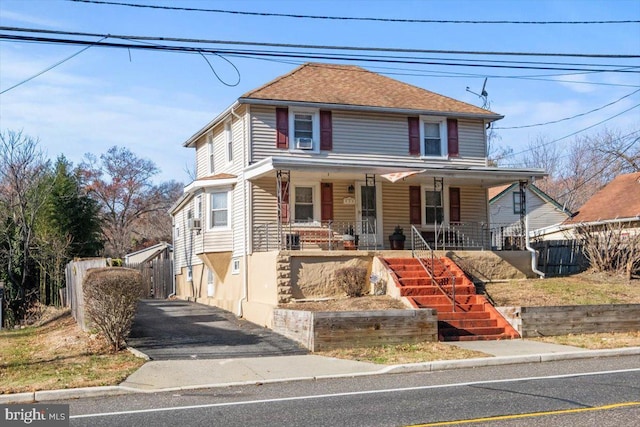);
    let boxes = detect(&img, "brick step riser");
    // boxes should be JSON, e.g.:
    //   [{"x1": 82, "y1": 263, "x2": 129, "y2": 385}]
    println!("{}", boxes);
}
[
  {"x1": 437, "y1": 312, "x2": 491, "y2": 321},
  {"x1": 398, "y1": 278, "x2": 468, "y2": 287},
  {"x1": 441, "y1": 333, "x2": 519, "y2": 342},
  {"x1": 411, "y1": 295, "x2": 481, "y2": 305},
  {"x1": 400, "y1": 288, "x2": 475, "y2": 297},
  {"x1": 439, "y1": 319, "x2": 498, "y2": 329},
  {"x1": 439, "y1": 326, "x2": 506, "y2": 336},
  {"x1": 414, "y1": 303, "x2": 487, "y2": 312}
]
